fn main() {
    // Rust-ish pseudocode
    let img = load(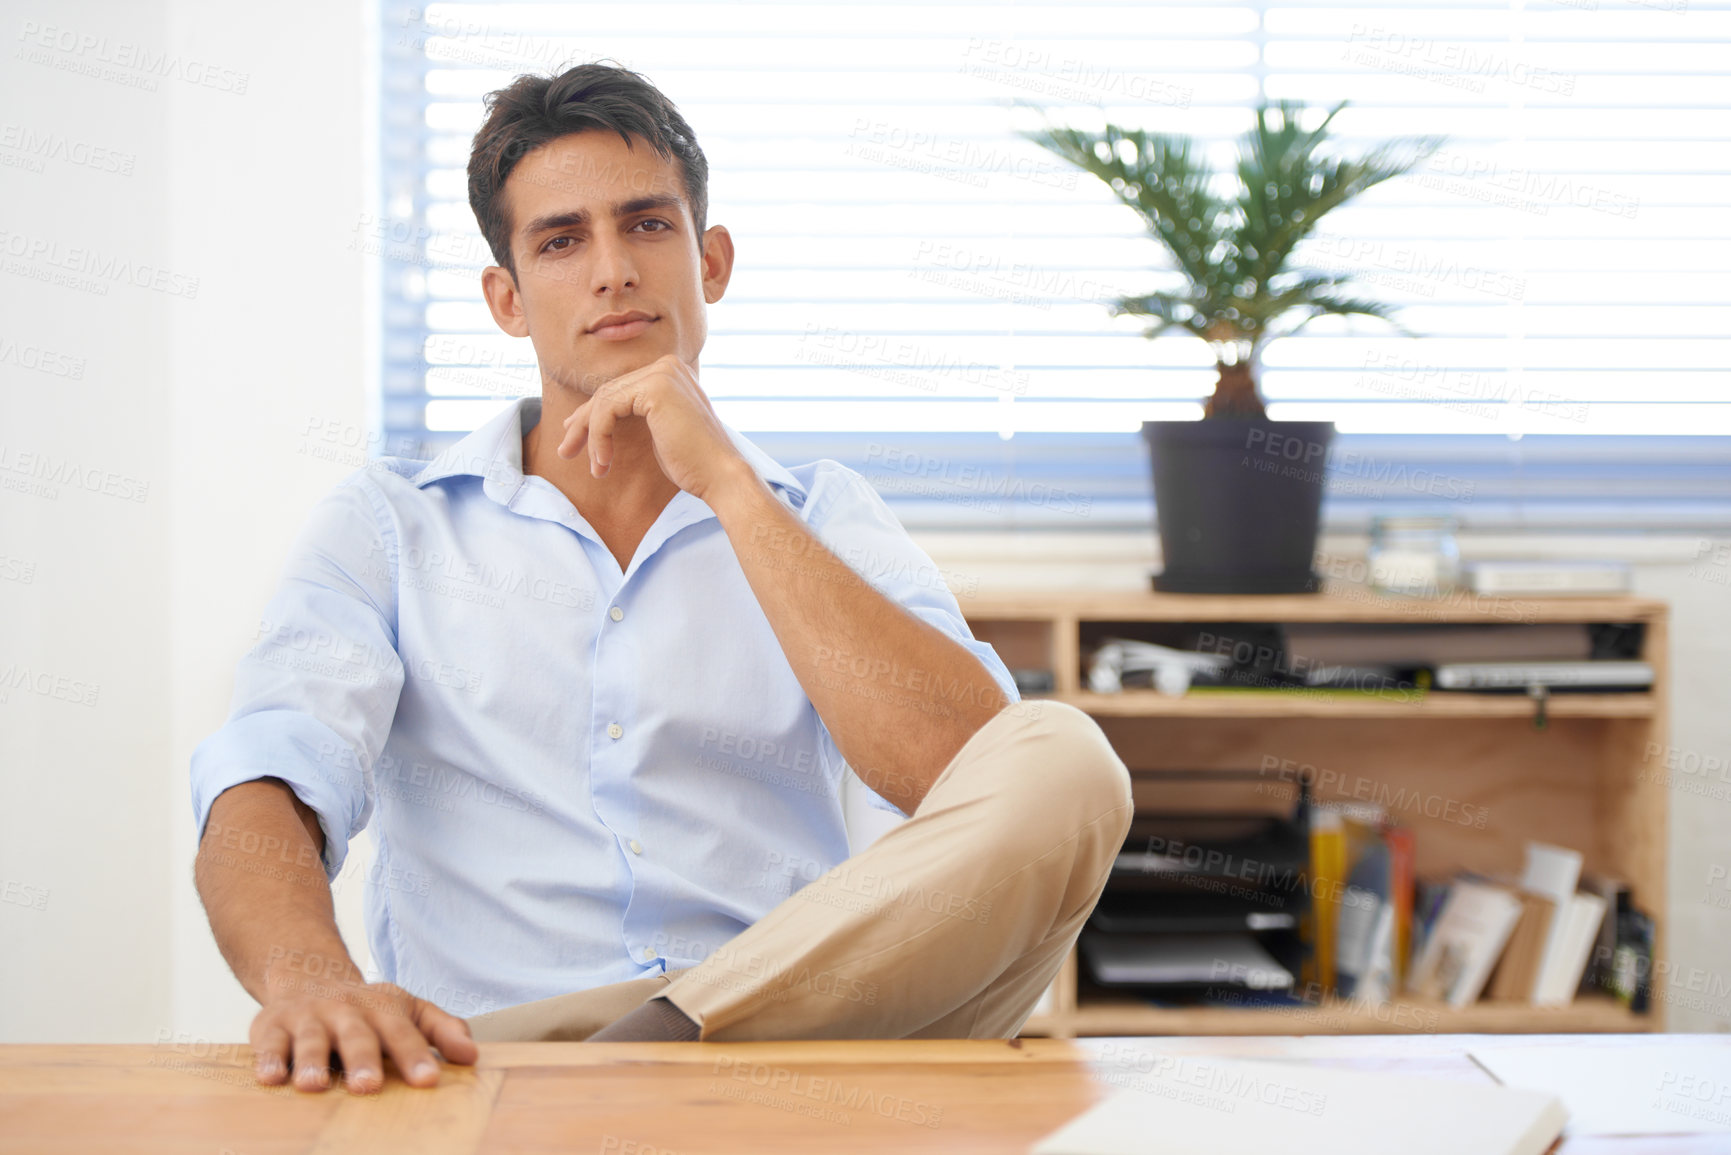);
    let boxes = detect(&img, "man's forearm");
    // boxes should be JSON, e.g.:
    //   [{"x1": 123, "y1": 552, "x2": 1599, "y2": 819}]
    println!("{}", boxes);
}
[
  {"x1": 194, "y1": 778, "x2": 361, "y2": 1002},
  {"x1": 708, "y1": 467, "x2": 1010, "y2": 813}
]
